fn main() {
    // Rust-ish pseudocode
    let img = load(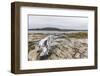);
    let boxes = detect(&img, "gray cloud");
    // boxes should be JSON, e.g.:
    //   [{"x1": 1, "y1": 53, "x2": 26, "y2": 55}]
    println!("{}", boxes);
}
[{"x1": 28, "y1": 15, "x2": 88, "y2": 30}]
